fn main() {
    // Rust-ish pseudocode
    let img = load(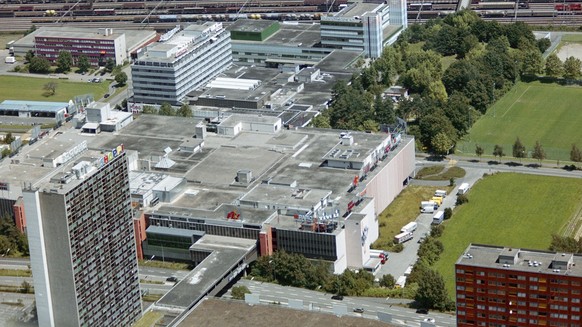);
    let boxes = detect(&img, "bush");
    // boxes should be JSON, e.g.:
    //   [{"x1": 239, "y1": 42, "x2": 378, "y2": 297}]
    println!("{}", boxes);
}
[
  {"x1": 231, "y1": 286, "x2": 251, "y2": 300},
  {"x1": 379, "y1": 274, "x2": 396, "y2": 288},
  {"x1": 444, "y1": 207, "x2": 453, "y2": 220},
  {"x1": 449, "y1": 178, "x2": 455, "y2": 186},
  {"x1": 392, "y1": 243, "x2": 404, "y2": 253},
  {"x1": 430, "y1": 224, "x2": 445, "y2": 238},
  {"x1": 456, "y1": 194, "x2": 469, "y2": 205}
]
